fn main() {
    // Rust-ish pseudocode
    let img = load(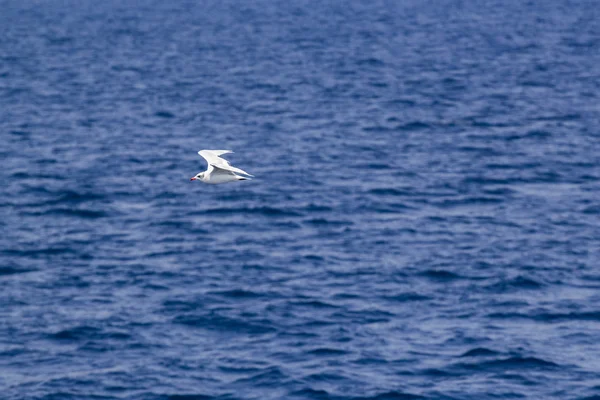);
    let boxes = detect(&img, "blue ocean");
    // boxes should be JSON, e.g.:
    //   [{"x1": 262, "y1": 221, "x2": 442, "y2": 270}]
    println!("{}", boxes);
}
[{"x1": 2, "y1": 1, "x2": 600, "y2": 399}]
